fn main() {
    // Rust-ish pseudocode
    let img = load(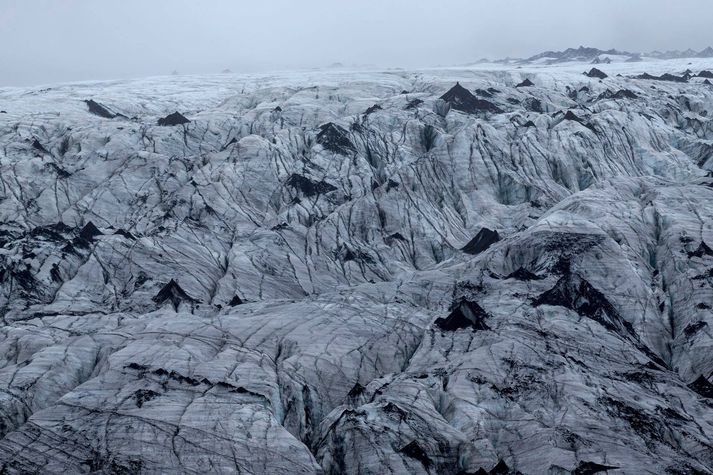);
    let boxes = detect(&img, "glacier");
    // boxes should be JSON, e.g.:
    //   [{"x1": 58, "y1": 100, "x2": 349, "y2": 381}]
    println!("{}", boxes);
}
[{"x1": 0, "y1": 58, "x2": 712, "y2": 474}]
